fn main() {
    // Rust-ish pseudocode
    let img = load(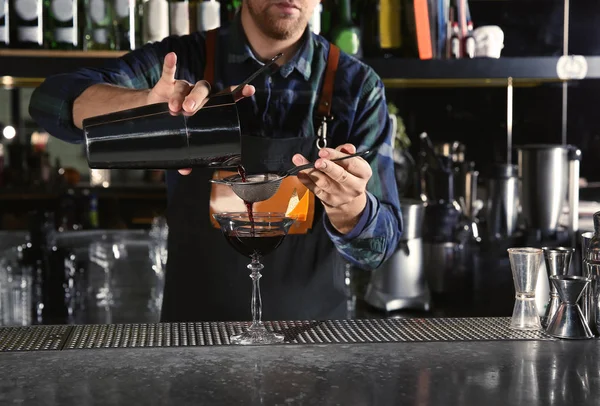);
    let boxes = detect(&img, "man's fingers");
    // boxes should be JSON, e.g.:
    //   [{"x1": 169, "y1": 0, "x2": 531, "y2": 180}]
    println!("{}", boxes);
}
[
  {"x1": 317, "y1": 147, "x2": 370, "y2": 178},
  {"x1": 183, "y1": 80, "x2": 211, "y2": 113},
  {"x1": 169, "y1": 80, "x2": 193, "y2": 112},
  {"x1": 161, "y1": 52, "x2": 177, "y2": 84},
  {"x1": 336, "y1": 143, "x2": 356, "y2": 155},
  {"x1": 292, "y1": 153, "x2": 311, "y2": 166},
  {"x1": 315, "y1": 158, "x2": 352, "y2": 184},
  {"x1": 179, "y1": 168, "x2": 192, "y2": 175},
  {"x1": 232, "y1": 85, "x2": 256, "y2": 102}
]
